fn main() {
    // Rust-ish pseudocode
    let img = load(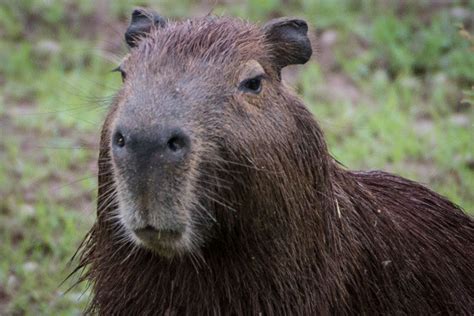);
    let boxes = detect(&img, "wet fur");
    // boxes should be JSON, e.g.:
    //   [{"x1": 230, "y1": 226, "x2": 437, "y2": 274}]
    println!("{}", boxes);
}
[{"x1": 74, "y1": 16, "x2": 474, "y2": 315}]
